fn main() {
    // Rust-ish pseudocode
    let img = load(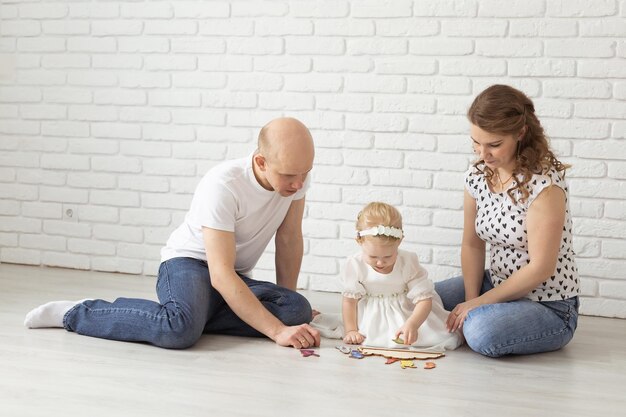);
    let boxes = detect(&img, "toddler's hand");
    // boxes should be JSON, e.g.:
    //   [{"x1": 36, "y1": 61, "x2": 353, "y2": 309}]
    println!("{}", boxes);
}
[
  {"x1": 343, "y1": 330, "x2": 365, "y2": 345},
  {"x1": 395, "y1": 324, "x2": 419, "y2": 345}
]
